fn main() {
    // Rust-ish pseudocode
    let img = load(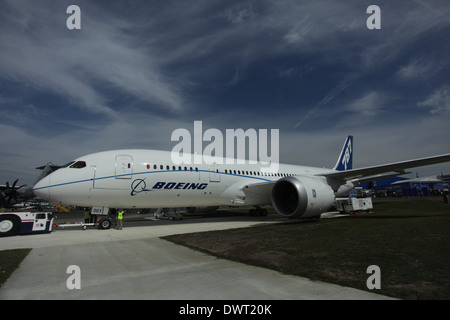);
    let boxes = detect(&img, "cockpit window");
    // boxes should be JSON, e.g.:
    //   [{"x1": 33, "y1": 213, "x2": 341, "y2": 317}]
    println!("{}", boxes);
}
[
  {"x1": 70, "y1": 161, "x2": 87, "y2": 169},
  {"x1": 61, "y1": 161, "x2": 76, "y2": 168}
]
